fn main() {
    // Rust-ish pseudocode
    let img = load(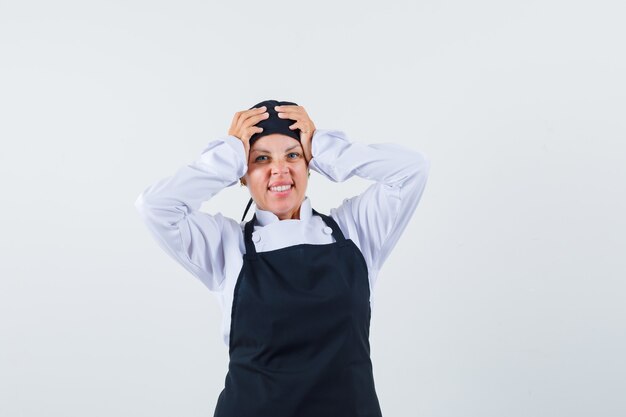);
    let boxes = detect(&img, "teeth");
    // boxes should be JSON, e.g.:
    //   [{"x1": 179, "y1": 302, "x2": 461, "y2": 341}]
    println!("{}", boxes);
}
[{"x1": 269, "y1": 184, "x2": 292, "y2": 192}]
